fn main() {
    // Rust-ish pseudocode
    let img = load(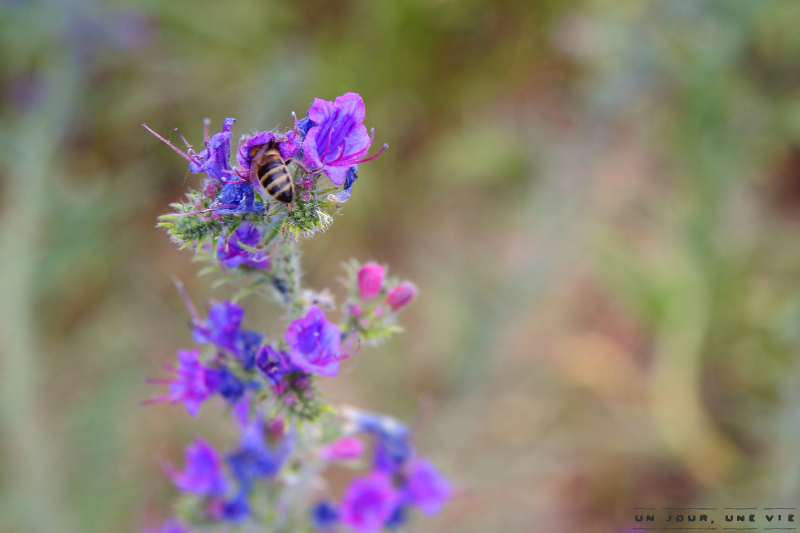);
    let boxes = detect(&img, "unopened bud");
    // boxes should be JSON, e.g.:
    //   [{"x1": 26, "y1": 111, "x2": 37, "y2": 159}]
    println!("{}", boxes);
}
[
  {"x1": 357, "y1": 262, "x2": 385, "y2": 300},
  {"x1": 387, "y1": 282, "x2": 416, "y2": 311}
]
